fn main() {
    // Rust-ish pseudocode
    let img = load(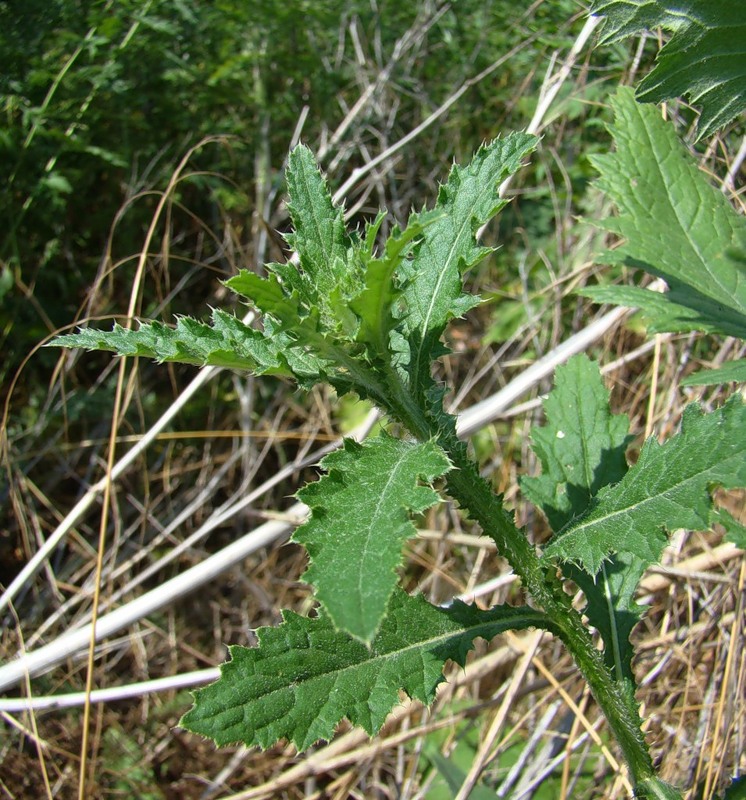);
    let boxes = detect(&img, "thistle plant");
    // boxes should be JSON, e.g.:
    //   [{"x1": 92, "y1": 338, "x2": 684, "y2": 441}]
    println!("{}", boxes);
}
[{"x1": 52, "y1": 87, "x2": 746, "y2": 798}]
